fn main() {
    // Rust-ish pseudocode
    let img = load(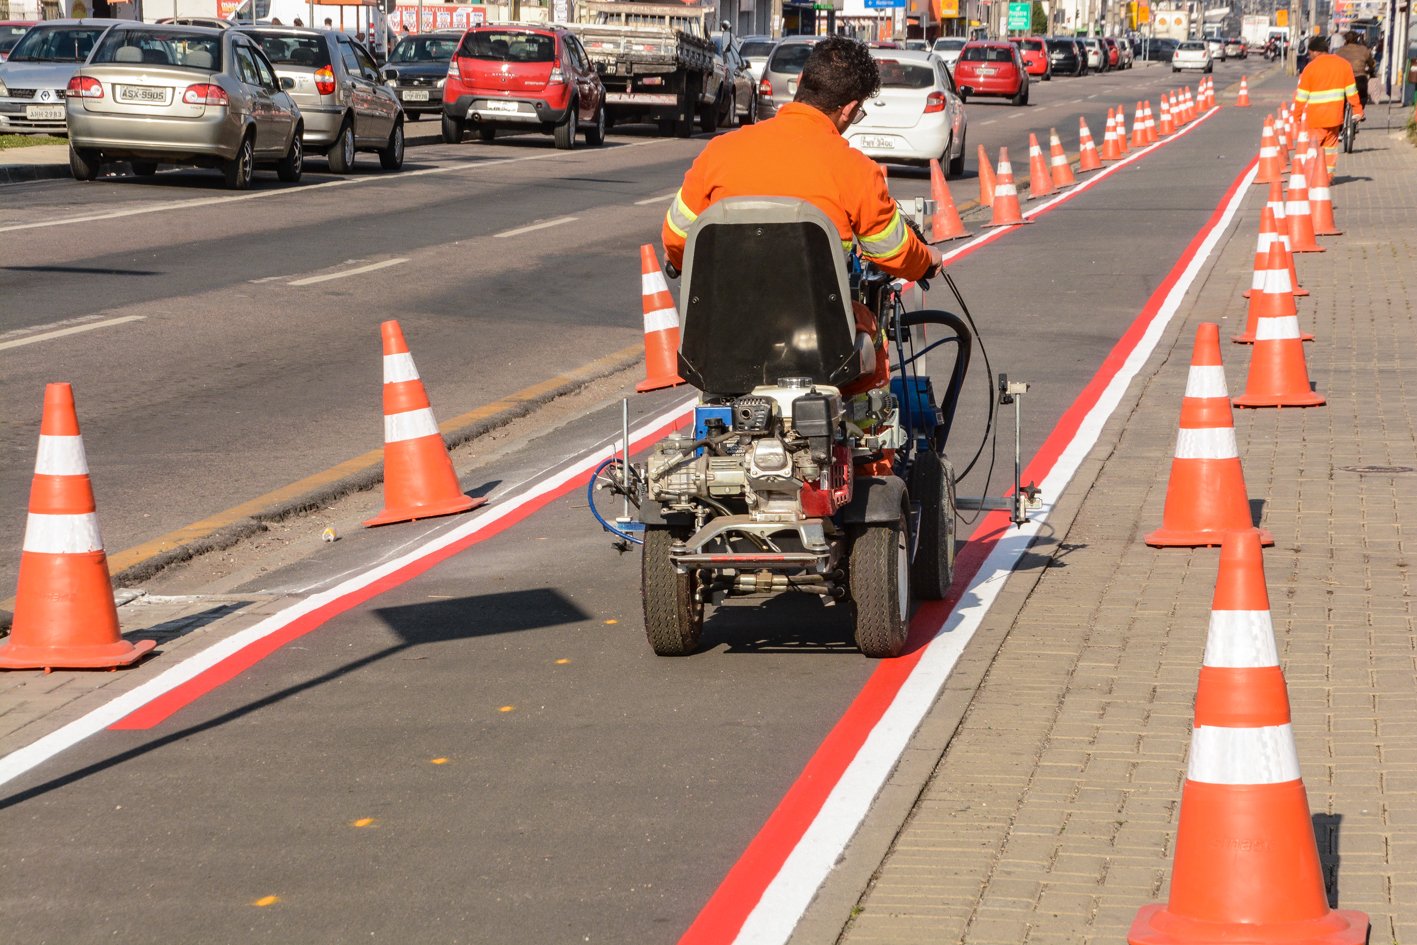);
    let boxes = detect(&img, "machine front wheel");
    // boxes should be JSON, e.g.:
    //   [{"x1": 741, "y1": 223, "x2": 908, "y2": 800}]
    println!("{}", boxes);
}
[
  {"x1": 910, "y1": 452, "x2": 957, "y2": 600},
  {"x1": 642, "y1": 527, "x2": 703, "y2": 656},
  {"x1": 850, "y1": 512, "x2": 911, "y2": 658}
]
